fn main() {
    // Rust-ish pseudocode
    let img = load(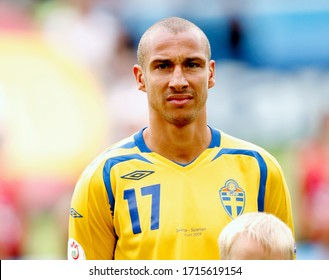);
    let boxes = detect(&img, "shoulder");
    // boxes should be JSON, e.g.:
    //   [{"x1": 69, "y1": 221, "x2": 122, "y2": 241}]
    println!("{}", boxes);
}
[
  {"x1": 214, "y1": 128, "x2": 281, "y2": 166},
  {"x1": 77, "y1": 132, "x2": 143, "y2": 181},
  {"x1": 216, "y1": 128, "x2": 262, "y2": 150}
]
